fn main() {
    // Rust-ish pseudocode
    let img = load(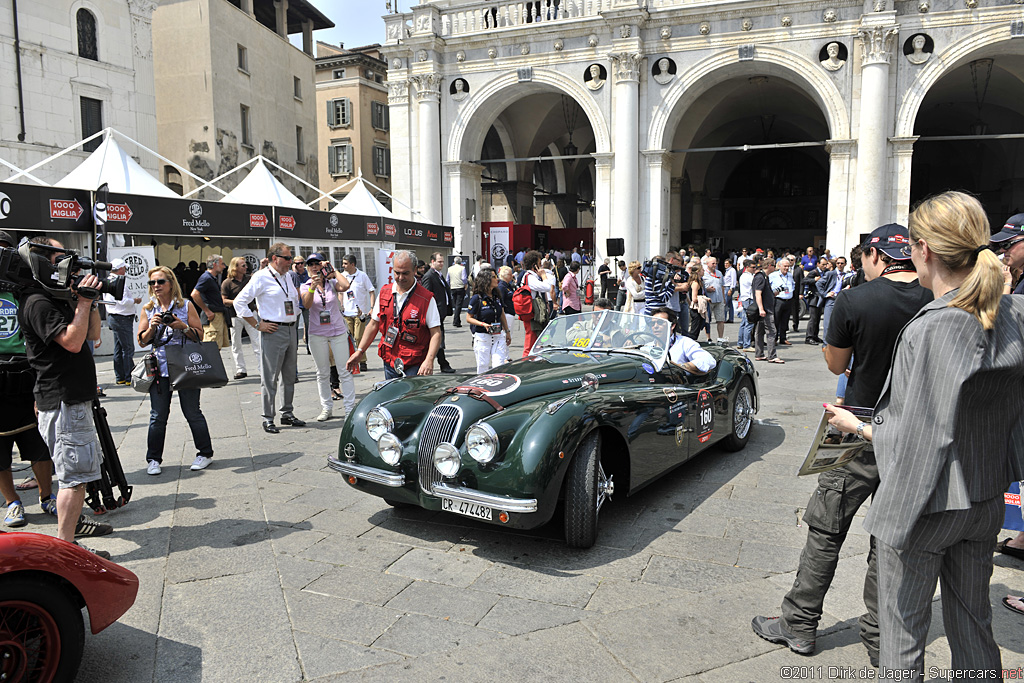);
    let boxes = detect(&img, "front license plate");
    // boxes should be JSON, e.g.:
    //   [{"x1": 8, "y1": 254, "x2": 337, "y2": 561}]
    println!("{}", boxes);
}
[{"x1": 441, "y1": 498, "x2": 493, "y2": 521}]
